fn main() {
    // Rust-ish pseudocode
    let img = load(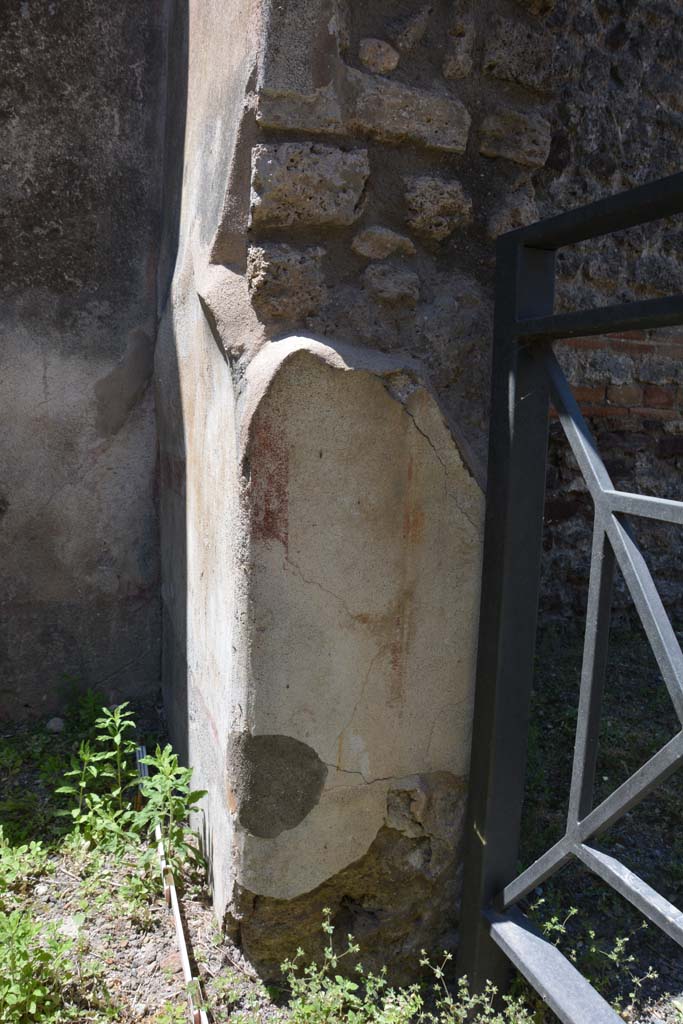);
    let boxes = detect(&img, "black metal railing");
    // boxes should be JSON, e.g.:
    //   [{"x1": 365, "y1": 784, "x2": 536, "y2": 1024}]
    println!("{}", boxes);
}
[{"x1": 457, "y1": 172, "x2": 683, "y2": 1024}]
